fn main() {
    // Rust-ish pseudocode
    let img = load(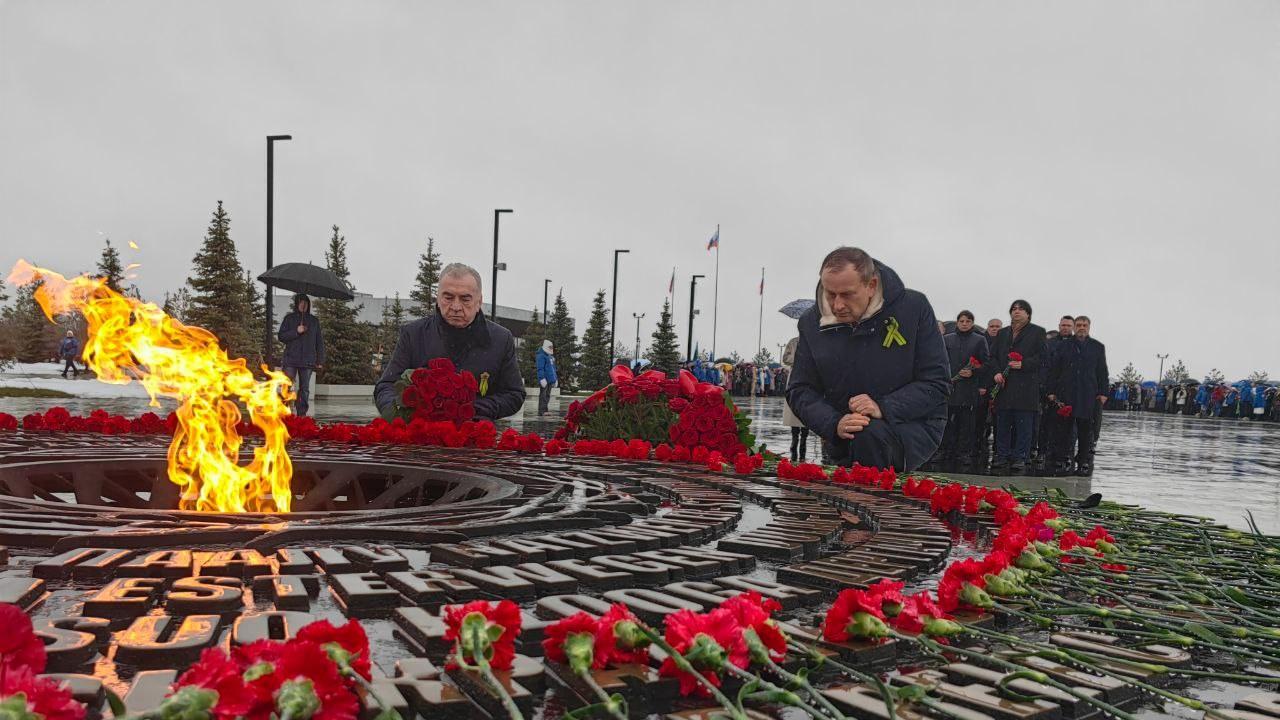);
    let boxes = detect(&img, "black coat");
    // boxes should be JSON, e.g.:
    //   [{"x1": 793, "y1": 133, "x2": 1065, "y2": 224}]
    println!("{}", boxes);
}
[
  {"x1": 374, "y1": 311, "x2": 527, "y2": 420},
  {"x1": 944, "y1": 330, "x2": 989, "y2": 407},
  {"x1": 983, "y1": 323, "x2": 1047, "y2": 412},
  {"x1": 1047, "y1": 337, "x2": 1109, "y2": 419},
  {"x1": 278, "y1": 311, "x2": 325, "y2": 368},
  {"x1": 786, "y1": 260, "x2": 950, "y2": 472}
]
